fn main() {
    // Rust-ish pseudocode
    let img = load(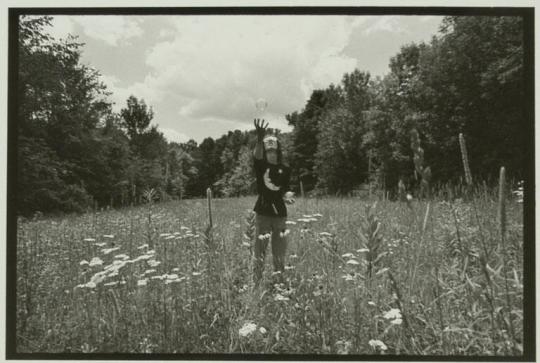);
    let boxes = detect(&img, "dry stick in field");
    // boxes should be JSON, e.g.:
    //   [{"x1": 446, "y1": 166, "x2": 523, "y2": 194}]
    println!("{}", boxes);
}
[
  {"x1": 204, "y1": 188, "x2": 214, "y2": 247},
  {"x1": 459, "y1": 133, "x2": 473, "y2": 186},
  {"x1": 408, "y1": 202, "x2": 430, "y2": 297},
  {"x1": 387, "y1": 271, "x2": 420, "y2": 354},
  {"x1": 498, "y1": 167, "x2": 518, "y2": 353}
]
